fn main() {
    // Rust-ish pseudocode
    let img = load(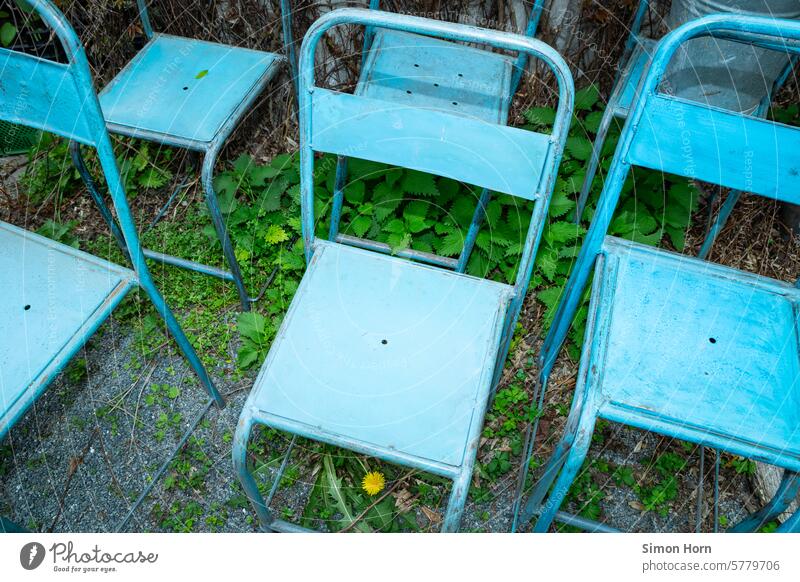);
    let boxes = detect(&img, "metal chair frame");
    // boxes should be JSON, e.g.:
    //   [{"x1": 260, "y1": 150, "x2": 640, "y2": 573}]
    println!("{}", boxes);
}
[
  {"x1": 515, "y1": 14, "x2": 800, "y2": 534},
  {"x1": 574, "y1": 0, "x2": 795, "y2": 263},
  {"x1": 328, "y1": 1, "x2": 545, "y2": 274},
  {"x1": 232, "y1": 7, "x2": 574, "y2": 533},
  {"x1": 70, "y1": 0, "x2": 296, "y2": 312},
  {"x1": 0, "y1": 0, "x2": 224, "y2": 437}
]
